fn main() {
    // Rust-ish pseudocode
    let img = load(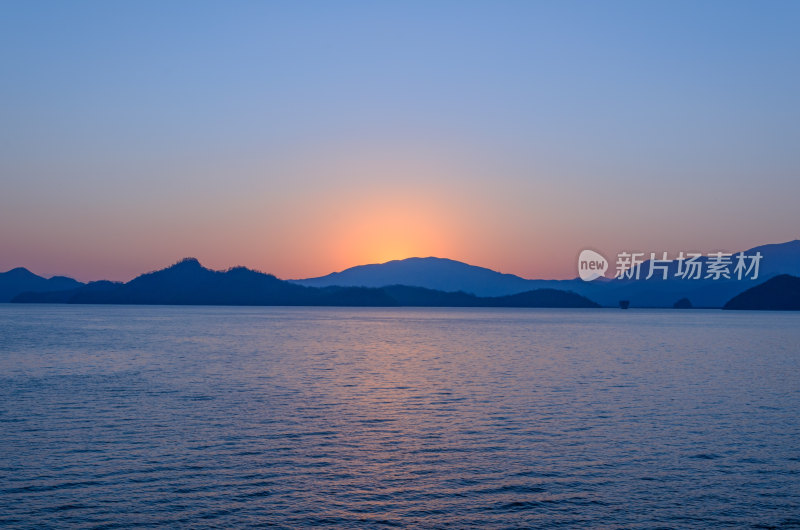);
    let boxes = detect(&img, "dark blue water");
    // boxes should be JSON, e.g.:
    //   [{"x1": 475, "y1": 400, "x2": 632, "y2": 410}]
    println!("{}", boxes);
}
[{"x1": 1, "y1": 305, "x2": 799, "y2": 528}]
